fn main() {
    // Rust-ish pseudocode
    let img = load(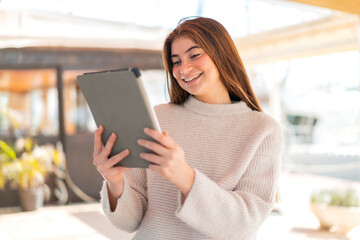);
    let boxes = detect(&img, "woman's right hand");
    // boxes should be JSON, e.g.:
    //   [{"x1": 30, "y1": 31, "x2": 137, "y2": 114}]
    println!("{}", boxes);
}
[{"x1": 93, "y1": 125, "x2": 130, "y2": 207}]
